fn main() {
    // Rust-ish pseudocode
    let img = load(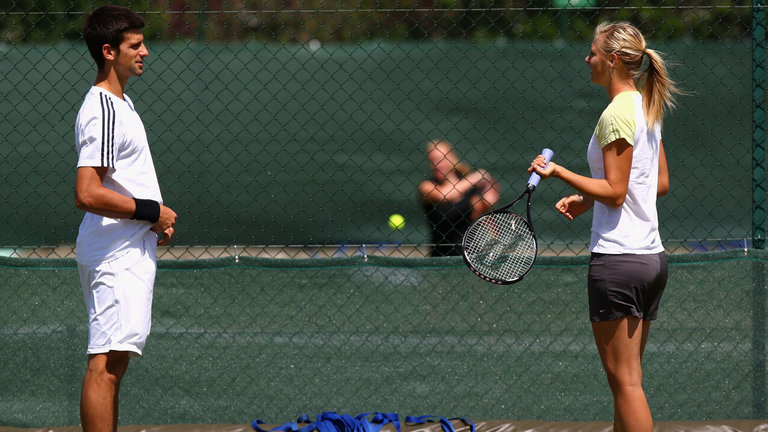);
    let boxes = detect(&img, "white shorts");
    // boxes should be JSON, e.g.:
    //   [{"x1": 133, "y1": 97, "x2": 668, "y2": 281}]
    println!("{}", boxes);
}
[{"x1": 78, "y1": 238, "x2": 157, "y2": 357}]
